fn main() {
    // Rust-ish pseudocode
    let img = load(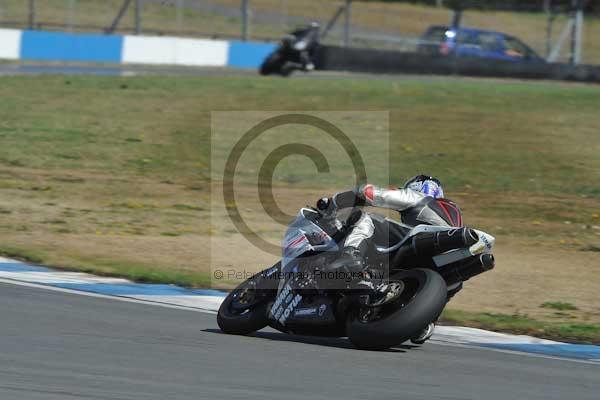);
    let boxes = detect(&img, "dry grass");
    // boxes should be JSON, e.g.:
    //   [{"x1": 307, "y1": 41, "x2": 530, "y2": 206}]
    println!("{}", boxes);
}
[{"x1": 0, "y1": 0, "x2": 281, "y2": 39}]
